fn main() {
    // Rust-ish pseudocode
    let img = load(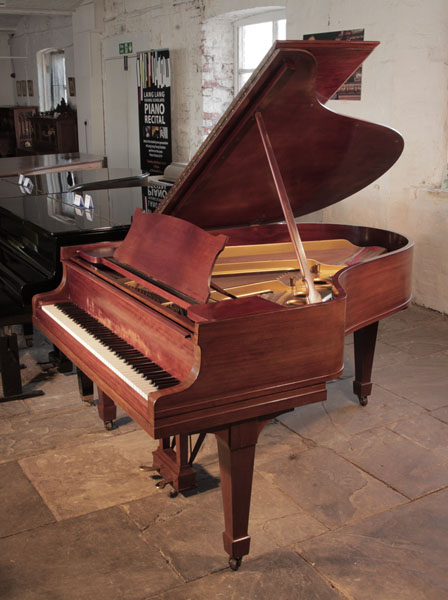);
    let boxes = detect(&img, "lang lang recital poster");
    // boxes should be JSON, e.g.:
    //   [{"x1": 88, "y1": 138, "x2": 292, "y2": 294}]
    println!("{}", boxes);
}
[{"x1": 137, "y1": 49, "x2": 172, "y2": 174}]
